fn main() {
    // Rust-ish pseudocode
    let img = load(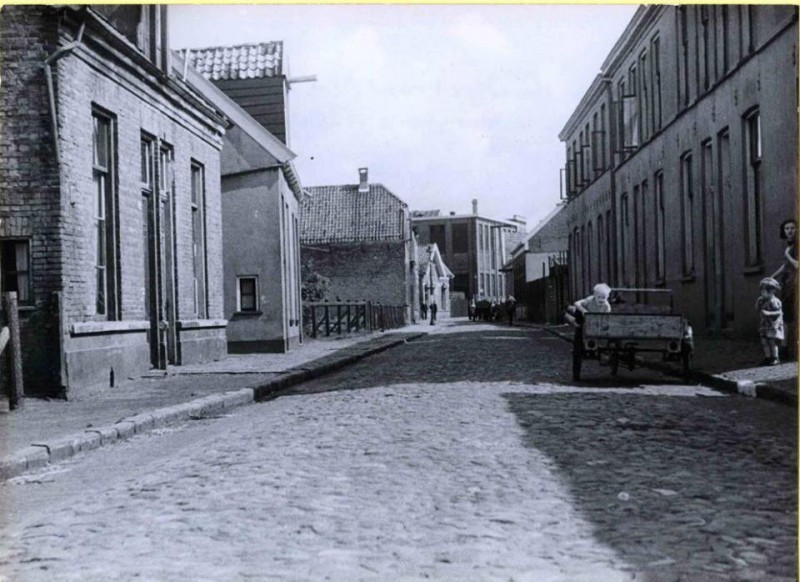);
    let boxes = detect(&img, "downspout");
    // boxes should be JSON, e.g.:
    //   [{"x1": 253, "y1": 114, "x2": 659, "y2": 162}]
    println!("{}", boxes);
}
[
  {"x1": 44, "y1": 19, "x2": 86, "y2": 165},
  {"x1": 600, "y1": 75, "x2": 618, "y2": 286}
]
